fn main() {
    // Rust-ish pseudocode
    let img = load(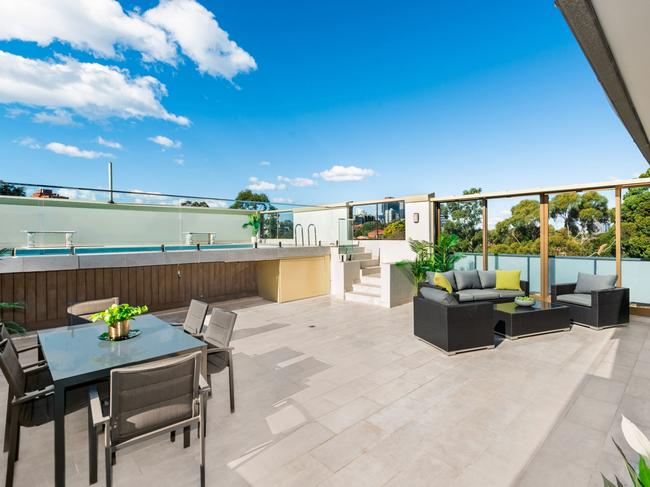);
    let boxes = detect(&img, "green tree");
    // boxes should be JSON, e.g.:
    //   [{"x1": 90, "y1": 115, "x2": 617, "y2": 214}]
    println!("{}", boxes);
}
[
  {"x1": 621, "y1": 168, "x2": 650, "y2": 258},
  {"x1": 0, "y1": 181, "x2": 25, "y2": 196},
  {"x1": 576, "y1": 191, "x2": 610, "y2": 236},
  {"x1": 230, "y1": 189, "x2": 275, "y2": 211},
  {"x1": 550, "y1": 192, "x2": 580, "y2": 235},
  {"x1": 181, "y1": 200, "x2": 209, "y2": 207},
  {"x1": 440, "y1": 188, "x2": 483, "y2": 252}
]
